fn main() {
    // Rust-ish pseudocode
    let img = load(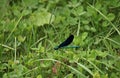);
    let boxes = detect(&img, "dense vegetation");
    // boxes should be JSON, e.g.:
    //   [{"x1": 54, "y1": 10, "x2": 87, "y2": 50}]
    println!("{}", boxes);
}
[{"x1": 0, "y1": 0, "x2": 120, "y2": 78}]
